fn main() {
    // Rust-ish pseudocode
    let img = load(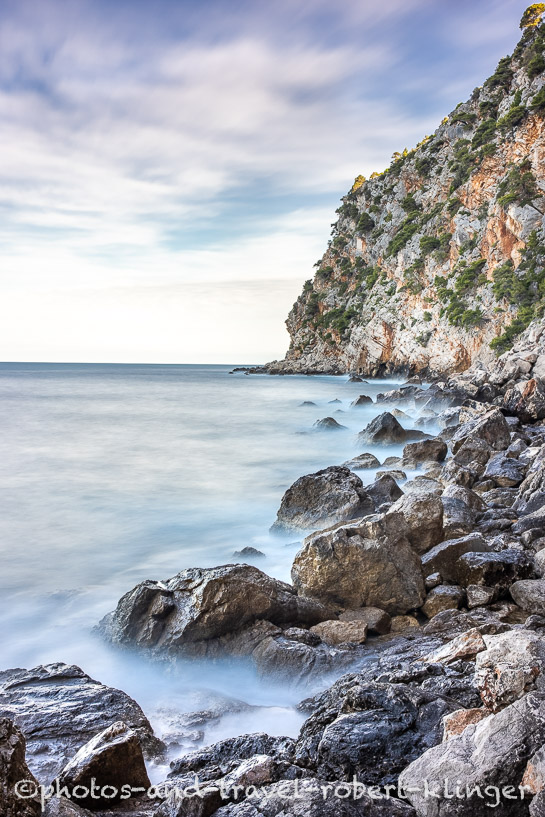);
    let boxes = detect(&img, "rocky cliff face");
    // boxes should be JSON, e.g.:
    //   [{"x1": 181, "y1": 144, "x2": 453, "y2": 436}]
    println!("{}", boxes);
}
[{"x1": 270, "y1": 24, "x2": 545, "y2": 377}]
